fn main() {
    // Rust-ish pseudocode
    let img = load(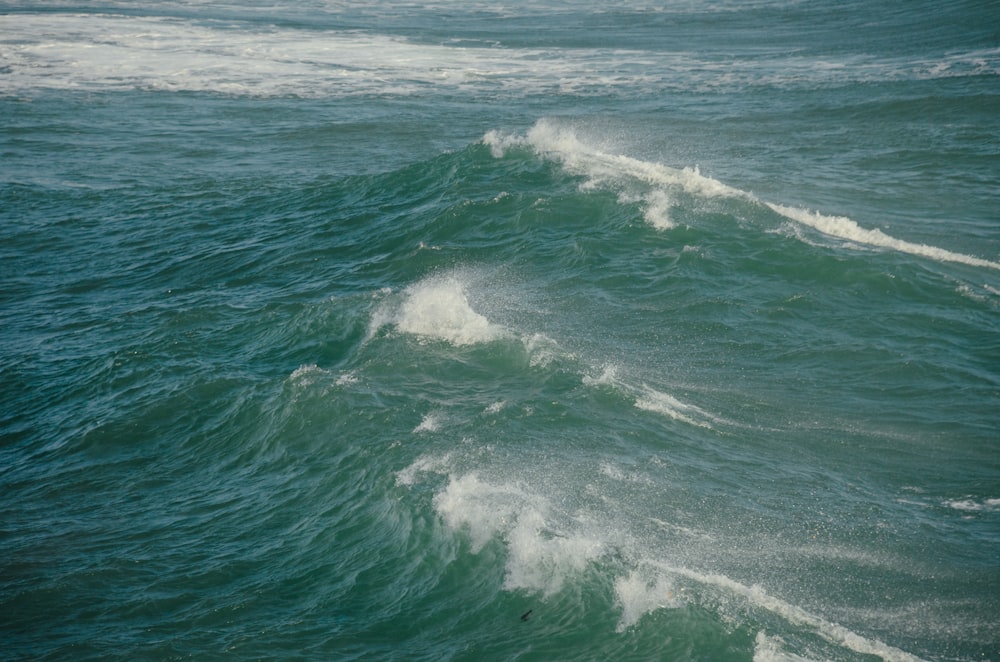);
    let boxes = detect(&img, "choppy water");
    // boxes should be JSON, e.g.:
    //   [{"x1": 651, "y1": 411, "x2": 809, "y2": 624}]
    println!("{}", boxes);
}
[{"x1": 2, "y1": 2, "x2": 999, "y2": 660}]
